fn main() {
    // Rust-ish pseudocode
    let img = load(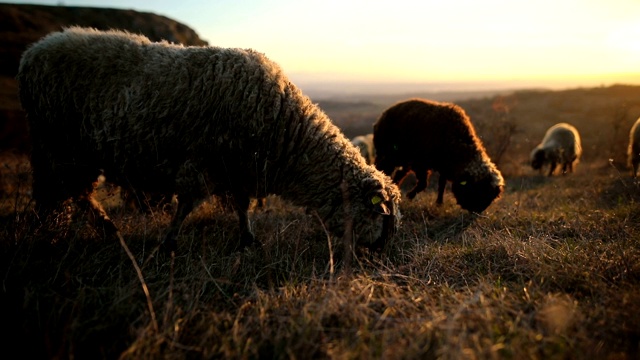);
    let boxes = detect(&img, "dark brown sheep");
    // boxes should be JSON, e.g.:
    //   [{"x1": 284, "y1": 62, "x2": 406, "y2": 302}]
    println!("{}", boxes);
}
[
  {"x1": 17, "y1": 27, "x2": 401, "y2": 253},
  {"x1": 373, "y1": 98, "x2": 504, "y2": 213}
]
